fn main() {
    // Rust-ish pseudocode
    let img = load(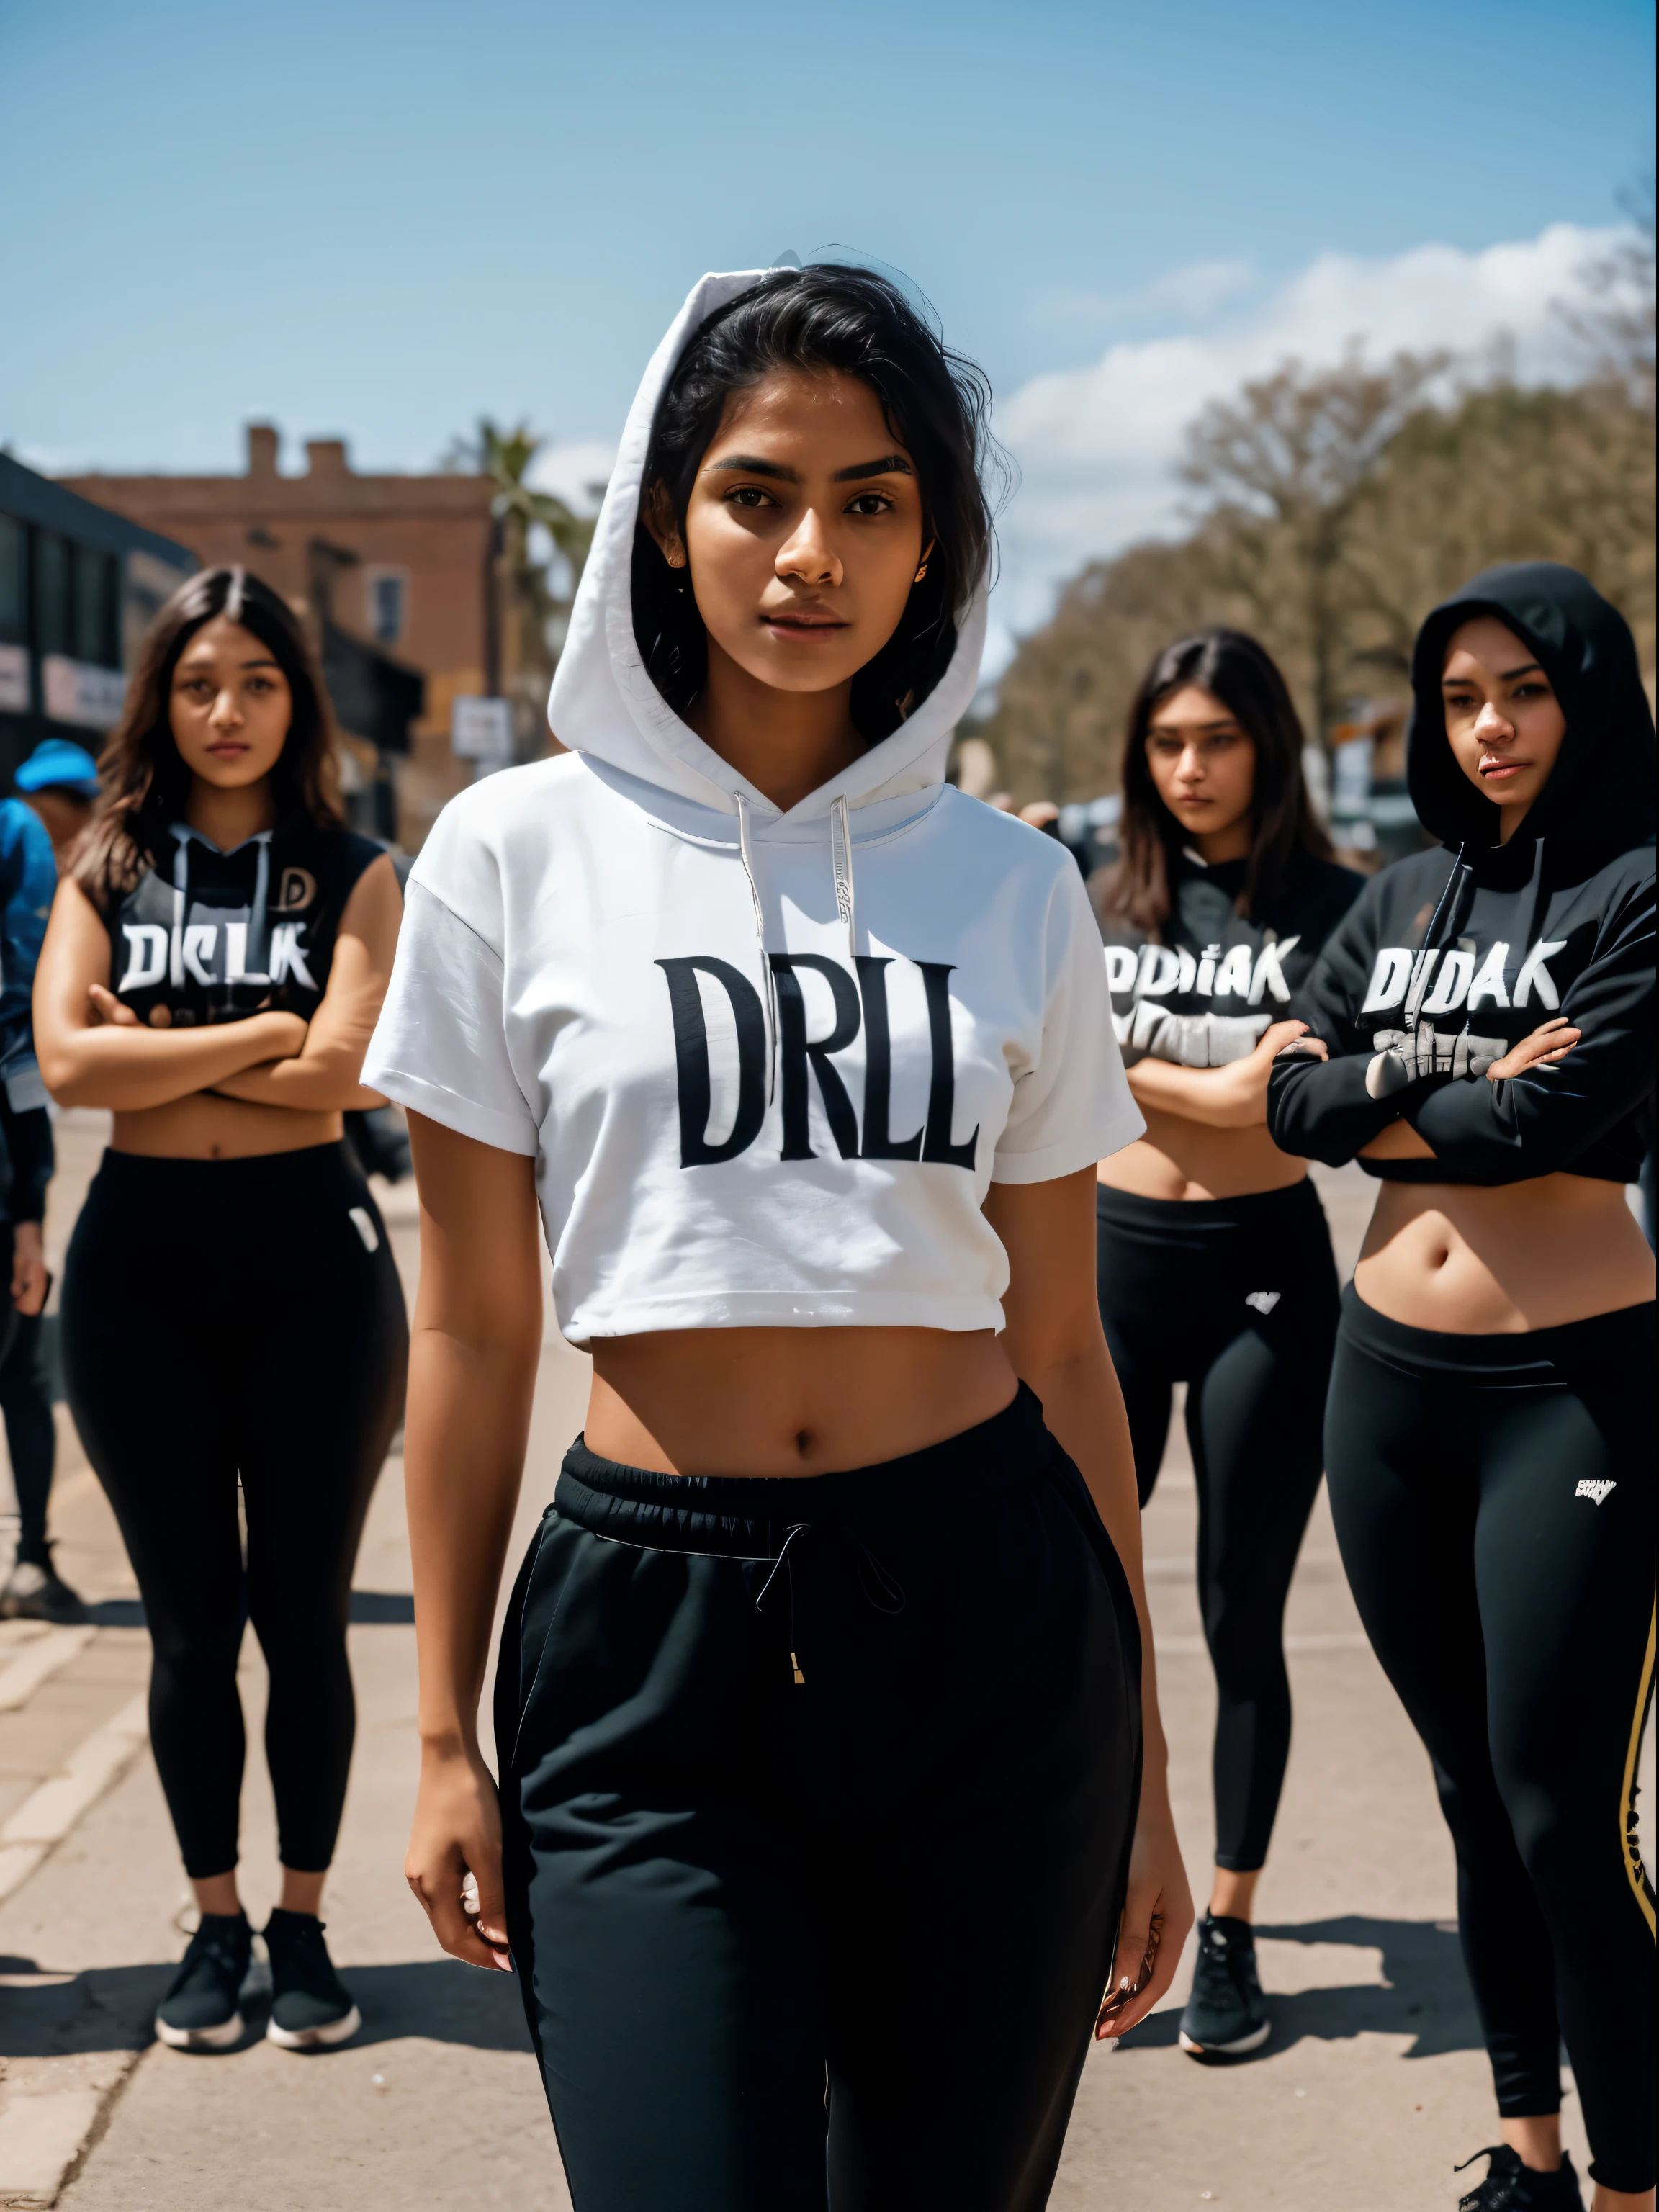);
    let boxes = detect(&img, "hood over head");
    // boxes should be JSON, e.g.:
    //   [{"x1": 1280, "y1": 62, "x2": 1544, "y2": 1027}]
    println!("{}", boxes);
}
[
  {"x1": 547, "y1": 271, "x2": 988, "y2": 828},
  {"x1": 1407, "y1": 559, "x2": 1656, "y2": 866}
]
